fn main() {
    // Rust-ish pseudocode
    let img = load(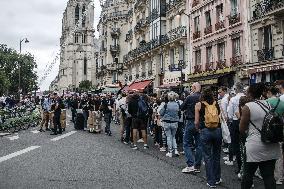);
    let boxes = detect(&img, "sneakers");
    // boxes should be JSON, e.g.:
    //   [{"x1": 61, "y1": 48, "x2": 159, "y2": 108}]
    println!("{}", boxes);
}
[
  {"x1": 194, "y1": 168, "x2": 201, "y2": 173},
  {"x1": 215, "y1": 179, "x2": 222, "y2": 185},
  {"x1": 276, "y1": 179, "x2": 283, "y2": 185},
  {"x1": 223, "y1": 156, "x2": 229, "y2": 161},
  {"x1": 166, "y1": 152, "x2": 172, "y2": 157},
  {"x1": 206, "y1": 183, "x2": 216, "y2": 188},
  {"x1": 131, "y1": 145, "x2": 138, "y2": 150},
  {"x1": 224, "y1": 160, "x2": 234, "y2": 166},
  {"x1": 174, "y1": 150, "x2": 180, "y2": 156},
  {"x1": 123, "y1": 141, "x2": 130, "y2": 145},
  {"x1": 143, "y1": 144, "x2": 149, "y2": 149},
  {"x1": 182, "y1": 166, "x2": 195, "y2": 174},
  {"x1": 160, "y1": 147, "x2": 166, "y2": 152},
  {"x1": 137, "y1": 138, "x2": 144, "y2": 143}
]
